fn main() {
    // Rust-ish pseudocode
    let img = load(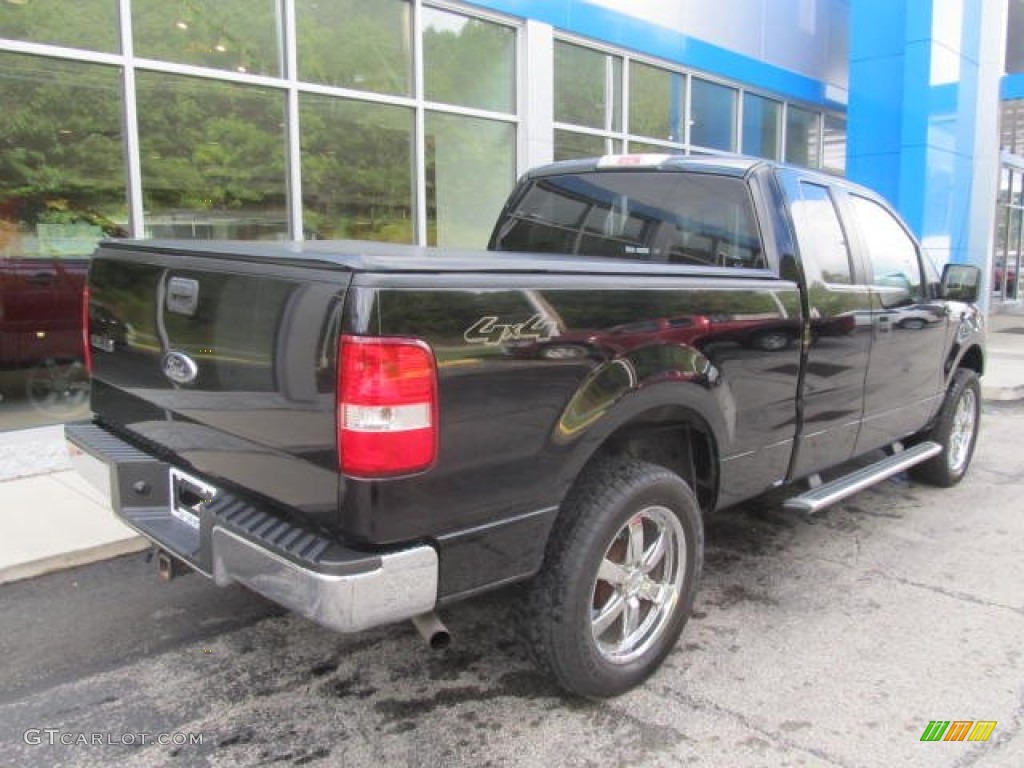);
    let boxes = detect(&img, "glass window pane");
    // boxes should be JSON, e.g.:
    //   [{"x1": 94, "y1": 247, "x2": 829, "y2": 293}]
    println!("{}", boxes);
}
[
  {"x1": 785, "y1": 106, "x2": 822, "y2": 168},
  {"x1": 554, "y1": 41, "x2": 622, "y2": 131},
  {"x1": 132, "y1": 0, "x2": 281, "y2": 76},
  {"x1": 823, "y1": 115, "x2": 847, "y2": 174},
  {"x1": 850, "y1": 195, "x2": 922, "y2": 299},
  {"x1": 690, "y1": 78, "x2": 736, "y2": 151},
  {"x1": 629, "y1": 62, "x2": 684, "y2": 142},
  {"x1": 0, "y1": 53, "x2": 126, "y2": 430},
  {"x1": 423, "y1": 8, "x2": 515, "y2": 114},
  {"x1": 626, "y1": 140, "x2": 682, "y2": 155},
  {"x1": 742, "y1": 93, "x2": 781, "y2": 160},
  {"x1": 554, "y1": 130, "x2": 621, "y2": 161},
  {"x1": 426, "y1": 114, "x2": 515, "y2": 247},
  {"x1": 0, "y1": 0, "x2": 118, "y2": 52},
  {"x1": 296, "y1": 0, "x2": 411, "y2": 96},
  {"x1": 300, "y1": 95, "x2": 414, "y2": 242},
  {"x1": 793, "y1": 183, "x2": 852, "y2": 284},
  {"x1": 136, "y1": 73, "x2": 287, "y2": 239}
]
